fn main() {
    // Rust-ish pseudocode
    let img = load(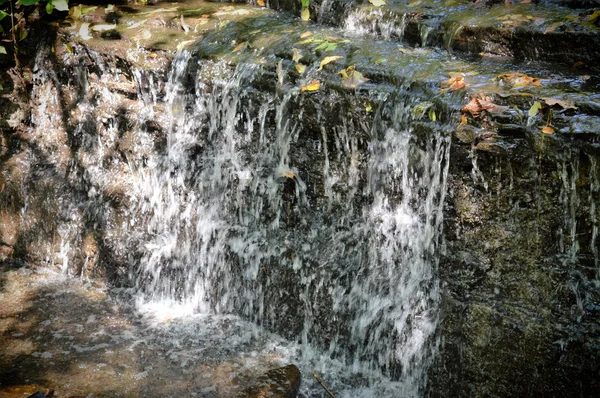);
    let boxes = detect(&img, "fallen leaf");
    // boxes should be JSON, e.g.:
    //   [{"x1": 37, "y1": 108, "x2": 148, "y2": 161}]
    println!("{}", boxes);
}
[
  {"x1": 318, "y1": 55, "x2": 343, "y2": 71},
  {"x1": 412, "y1": 101, "x2": 433, "y2": 119},
  {"x1": 462, "y1": 95, "x2": 504, "y2": 118},
  {"x1": 280, "y1": 171, "x2": 296, "y2": 178},
  {"x1": 105, "y1": 4, "x2": 115, "y2": 13},
  {"x1": 408, "y1": 0, "x2": 421, "y2": 6},
  {"x1": 301, "y1": 79, "x2": 321, "y2": 91},
  {"x1": 292, "y1": 48, "x2": 302, "y2": 63},
  {"x1": 540, "y1": 97, "x2": 577, "y2": 110},
  {"x1": 232, "y1": 41, "x2": 248, "y2": 53},
  {"x1": 588, "y1": 10, "x2": 600, "y2": 24},
  {"x1": 440, "y1": 75, "x2": 467, "y2": 92},
  {"x1": 338, "y1": 66, "x2": 369, "y2": 88},
  {"x1": 542, "y1": 126, "x2": 555, "y2": 134},
  {"x1": 543, "y1": 21, "x2": 563, "y2": 34},
  {"x1": 365, "y1": 103, "x2": 372, "y2": 112},
  {"x1": 300, "y1": 31, "x2": 313, "y2": 38},
  {"x1": 494, "y1": 72, "x2": 540, "y2": 89},
  {"x1": 429, "y1": 108, "x2": 437, "y2": 121},
  {"x1": 78, "y1": 23, "x2": 92, "y2": 40},
  {"x1": 528, "y1": 101, "x2": 543, "y2": 117},
  {"x1": 369, "y1": 0, "x2": 386, "y2": 6},
  {"x1": 177, "y1": 39, "x2": 195, "y2": 51},
  {"x1": 459, "y1": 113, "x2": 468, "y2": 127},
  {"x1": 295, "y1": 63, "x2": 307, "y2": 74},
  {"x1": 257, "y1": 0, "x2": 265, "y2": 6}
]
